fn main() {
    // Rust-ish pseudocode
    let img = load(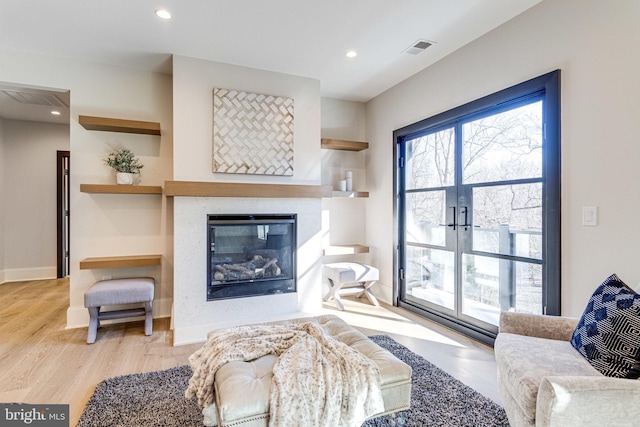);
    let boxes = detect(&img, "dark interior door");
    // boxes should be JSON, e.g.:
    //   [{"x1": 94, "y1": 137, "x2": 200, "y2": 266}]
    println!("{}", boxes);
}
[{"x1": 57, "y1": 151, "x2": 70, "y2": 278}]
